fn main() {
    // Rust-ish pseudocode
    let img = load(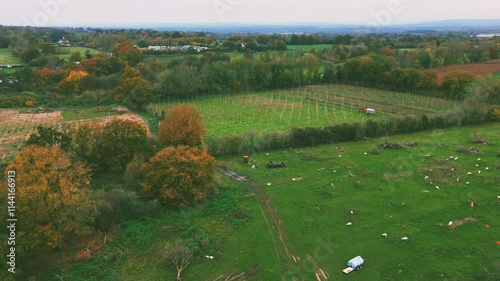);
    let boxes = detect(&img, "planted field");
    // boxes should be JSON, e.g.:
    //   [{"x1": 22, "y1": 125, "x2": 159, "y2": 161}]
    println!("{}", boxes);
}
[
  {"x1": 149, "y1": 85, "x2": 457, "y2": 137},
  {"x1": 0, "y1": 49, "x2": 23, "y2": 65},
  {"x1": 218, "y1": 123, "x2": 500, "y2": 280},
  {"x1": 432, "y1": 61, "x2": 500, "y2": 83}
]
